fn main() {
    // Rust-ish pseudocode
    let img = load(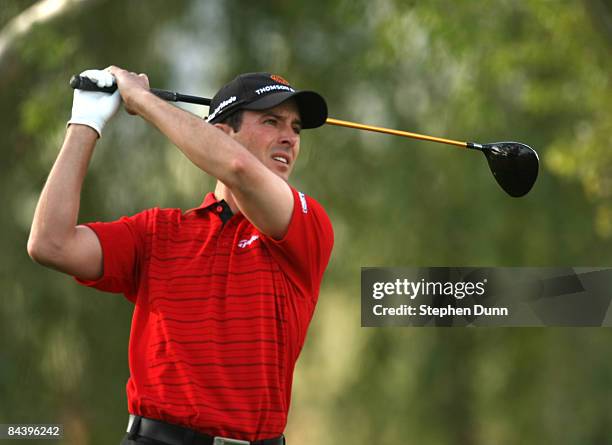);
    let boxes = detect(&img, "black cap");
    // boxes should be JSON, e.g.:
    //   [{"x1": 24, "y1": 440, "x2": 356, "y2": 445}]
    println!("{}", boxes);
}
[{"x1": 206, "y1": 72, "x2": 327, "y2": 129}]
